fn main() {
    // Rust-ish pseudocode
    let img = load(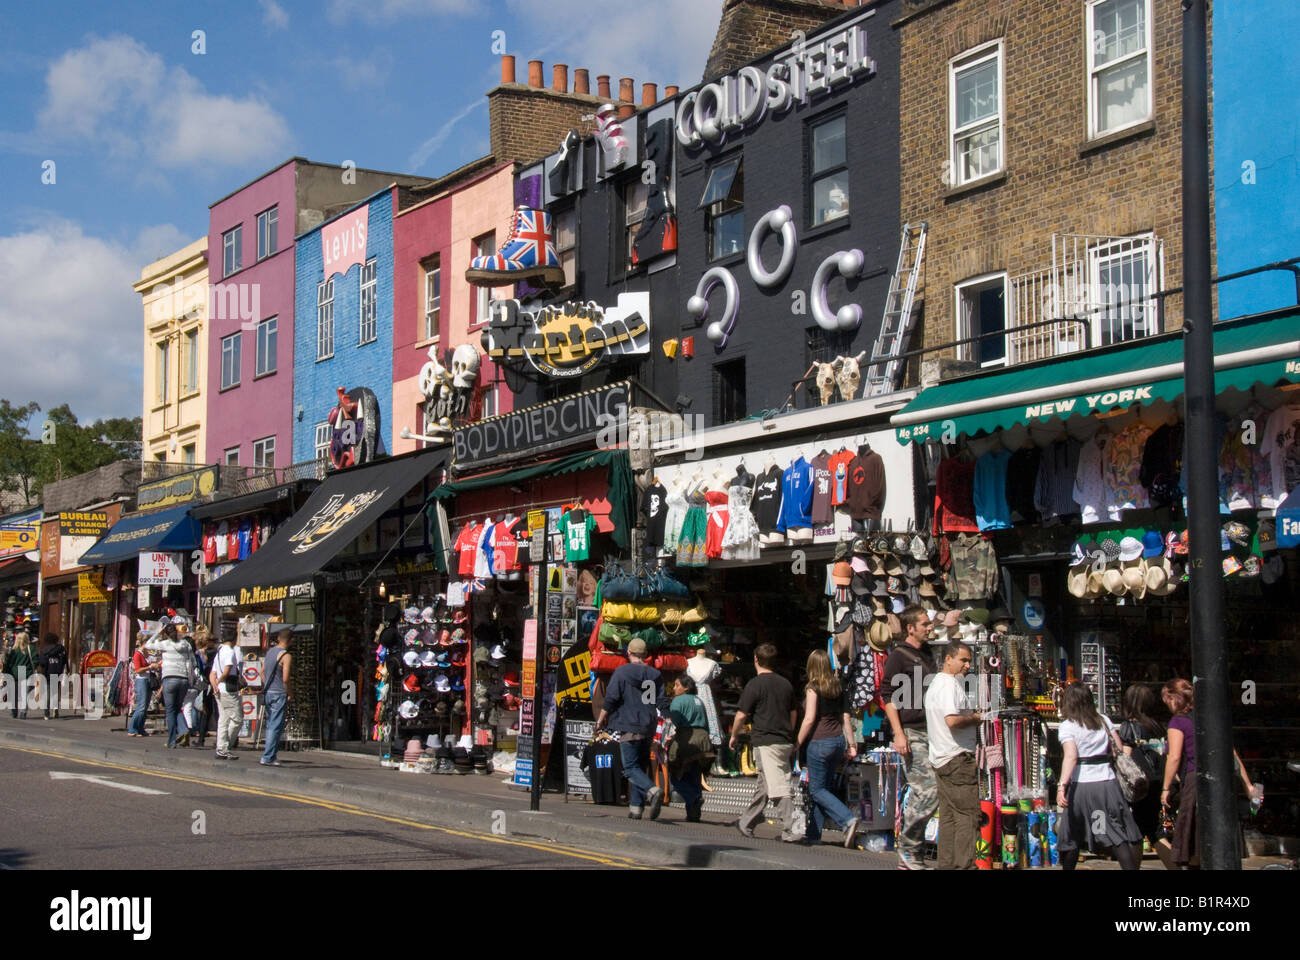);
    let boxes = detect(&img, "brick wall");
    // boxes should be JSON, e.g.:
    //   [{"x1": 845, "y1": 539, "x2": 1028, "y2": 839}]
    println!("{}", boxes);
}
[
  {"x1": 897, "y1": 0, "x2": 1215, "y2": 370},
  {"x1": 703, "y1": 0, "x2": 860, "y2": 79},
  {"x1": 488, "y1": 85, "x2": 603, "y2": 169}
]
